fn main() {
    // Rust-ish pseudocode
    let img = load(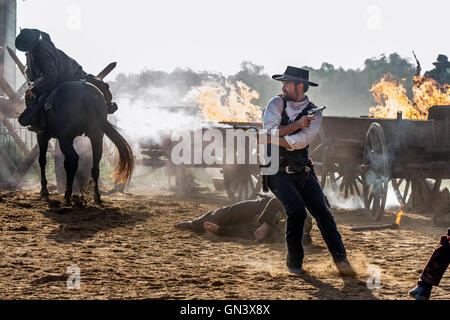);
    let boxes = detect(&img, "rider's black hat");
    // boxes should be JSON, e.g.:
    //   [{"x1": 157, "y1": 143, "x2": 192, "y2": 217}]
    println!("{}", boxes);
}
[{"x1": 15, "y1": 28, "x2": 41, "y2": 52}]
